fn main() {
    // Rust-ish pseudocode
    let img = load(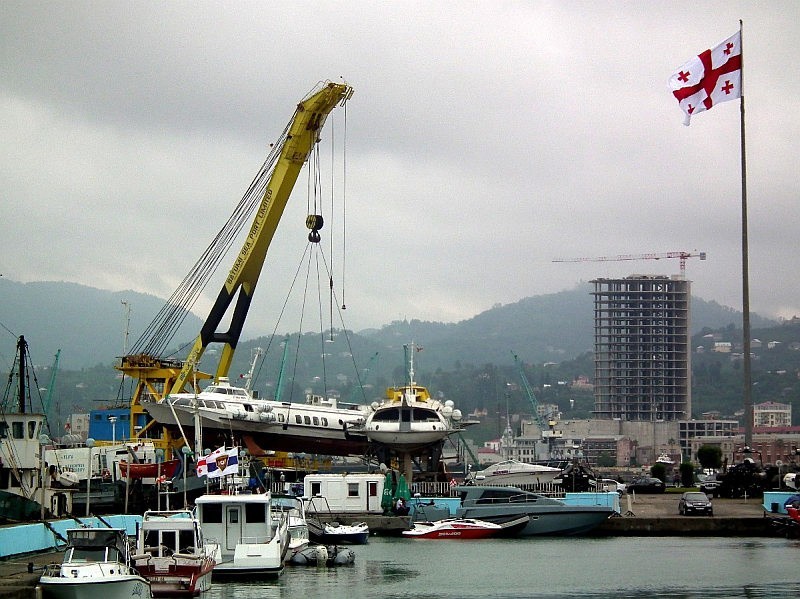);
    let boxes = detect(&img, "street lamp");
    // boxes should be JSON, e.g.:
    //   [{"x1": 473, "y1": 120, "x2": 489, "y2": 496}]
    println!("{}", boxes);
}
[
  {"x1": 85, "y1": 438, "x2": 95, "y2": 516},
  {"x1": 108, "y1": 416, "x2": 118, "y2": 445},
  {"x1": 39, "y1": 434, "x2": 52, "y2": 520}
]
